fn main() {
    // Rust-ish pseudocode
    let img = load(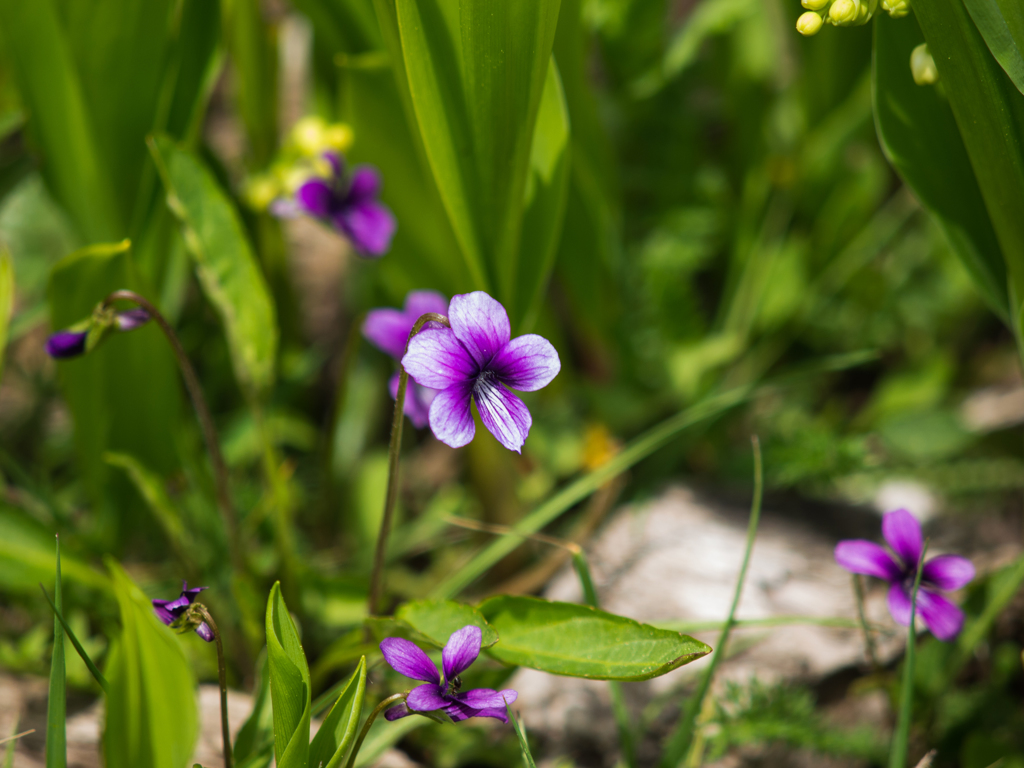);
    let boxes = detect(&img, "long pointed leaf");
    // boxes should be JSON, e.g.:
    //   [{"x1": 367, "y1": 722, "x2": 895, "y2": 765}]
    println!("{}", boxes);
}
[
  {"x1": 265, "y1": 582, "x2": 311, "y2": 768},
  {"x1": 309, "y1": 657, "x2": 366, "y2": 768},
  {"x1": 39, "y1": 584, "x2": 109, "y2": 693},
  {"x1": 963, "y1": 0, "x2": 1024, "y2": 96}
]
